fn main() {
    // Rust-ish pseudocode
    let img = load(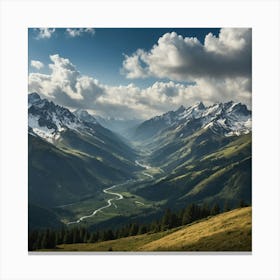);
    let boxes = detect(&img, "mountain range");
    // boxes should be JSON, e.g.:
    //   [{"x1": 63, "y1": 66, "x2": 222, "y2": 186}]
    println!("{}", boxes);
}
[
  {"x1": 133, "y1": 101, "x2": 251, "y2": 142},
  {"x1": 28, "y1": 93, "x2": 138, "y2": 209},
  {"x1": 28, "y1": 93, "x2": 251, "y2": 230}
]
